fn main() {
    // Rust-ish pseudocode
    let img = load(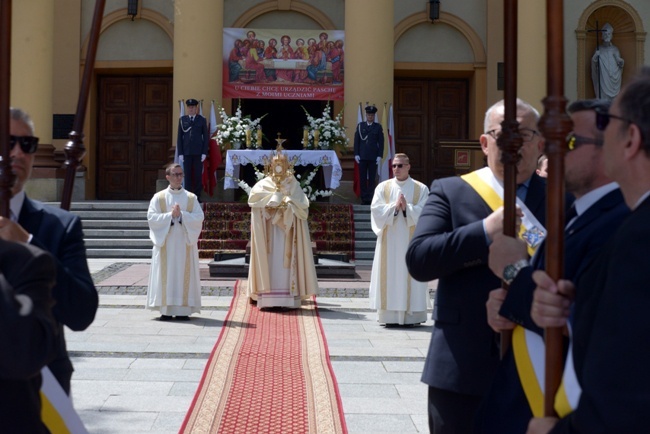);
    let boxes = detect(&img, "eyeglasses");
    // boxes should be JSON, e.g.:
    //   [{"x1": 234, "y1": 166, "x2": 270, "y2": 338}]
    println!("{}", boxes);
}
[
  {"x1": 169, "y1": 172, "x2": 184, "y2": 178},
  {"x1": 392, "y1": 163, "x2": 407, "y2": 169},
  {"x1": 9, "y1": 135, "x2": 39, "y2": 154},
  {"x1": 566, "y1": 133, "x2": 603, "y2": 151},
  {"x1": 485, "y1": 128, "x2": 539, "y2": 143},
  {"x1": 594, "y1": 107, "x2": 634, "y2": 131}
]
